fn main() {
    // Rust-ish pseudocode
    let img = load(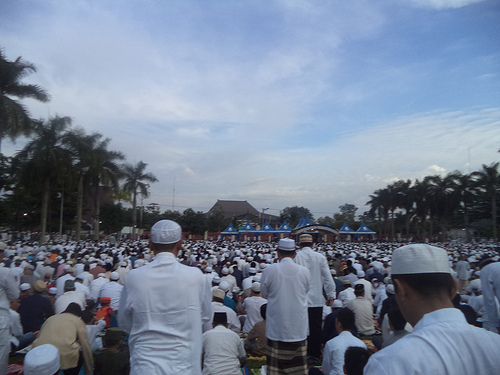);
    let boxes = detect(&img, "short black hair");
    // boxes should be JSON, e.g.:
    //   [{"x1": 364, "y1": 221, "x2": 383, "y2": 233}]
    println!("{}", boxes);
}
[
  {"x1": 213, "y1": 312, "x2": 227, "y2": 326},
  {"x1": 344, "y1": 346, "x2": 371, "y2": 375},
  {"x1": 387, "y1": 306, "x2": 406, "y2": 331},
  {"x1": 260, "y1": 303, "x2": 267, "y2": 320},
  {"x1": 337, "y1": 308, "x2": 356, "y2": 331},
  {"x1": 354, "y1": 284, "x2": 364, "y2": 297},
  {"x1": 392, "y1": 273, "x2": 454, "y2": 298},
  {"x1": 277, "y1": 249, "x2": 295, "y2": 258}
]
